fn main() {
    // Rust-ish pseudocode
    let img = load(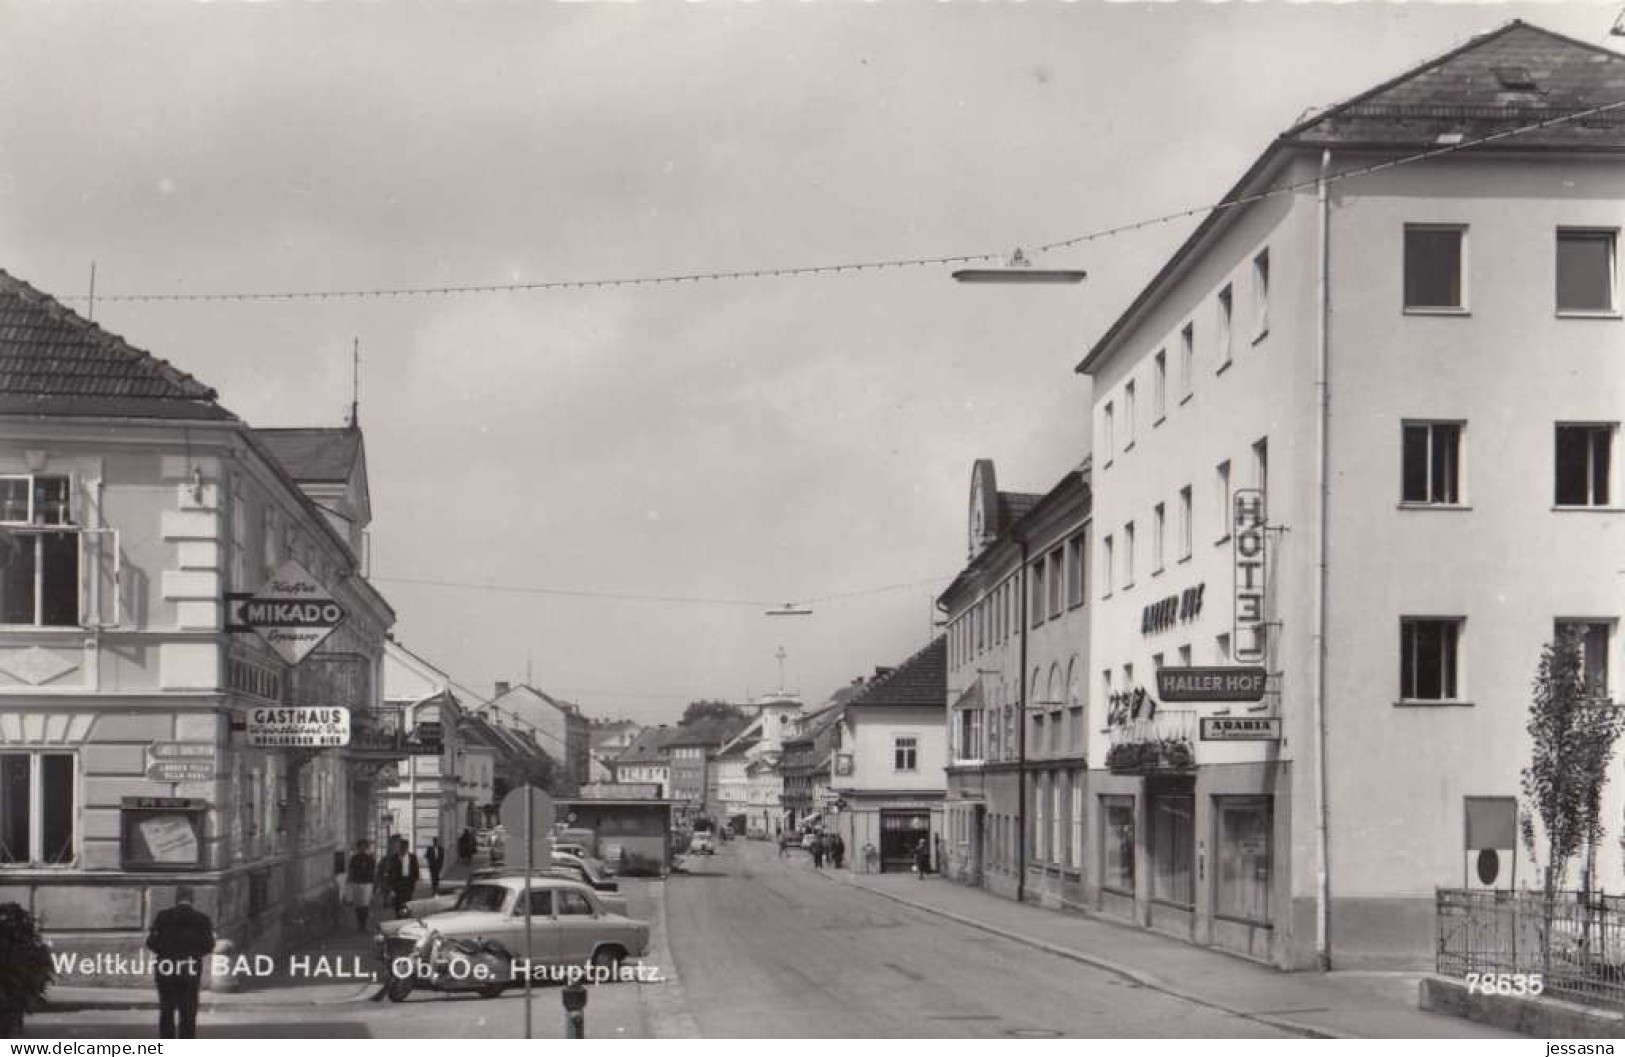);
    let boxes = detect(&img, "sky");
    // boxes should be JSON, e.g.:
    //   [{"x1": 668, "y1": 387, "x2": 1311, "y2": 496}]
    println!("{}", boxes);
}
[{"x1": 1, "y1": 1, "x2": 1619, "y2": 724}]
